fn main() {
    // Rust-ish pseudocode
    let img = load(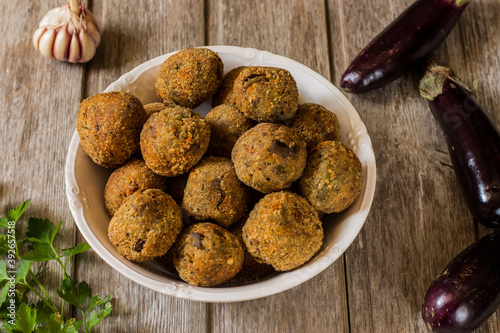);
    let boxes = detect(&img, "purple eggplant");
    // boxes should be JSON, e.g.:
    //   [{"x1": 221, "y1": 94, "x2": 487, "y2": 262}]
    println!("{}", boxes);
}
[
  {"x1": 419, "y1": 63, "x2": 500, "y2": 229},
  {"x1": 422, "y1": 232, "x2": 500, "y2": 332},
  {"x1": 340, "y1": 0, "x2": 470, "y2": 94}
]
